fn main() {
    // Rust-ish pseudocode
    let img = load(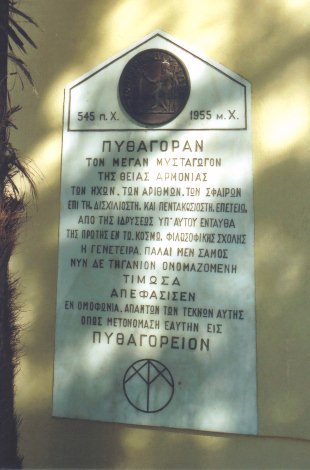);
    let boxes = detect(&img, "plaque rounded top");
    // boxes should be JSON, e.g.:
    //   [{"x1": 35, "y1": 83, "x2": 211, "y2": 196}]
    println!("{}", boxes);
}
[{"x1": 119, "y1": 48, "x2": 190, "y2": 126}]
